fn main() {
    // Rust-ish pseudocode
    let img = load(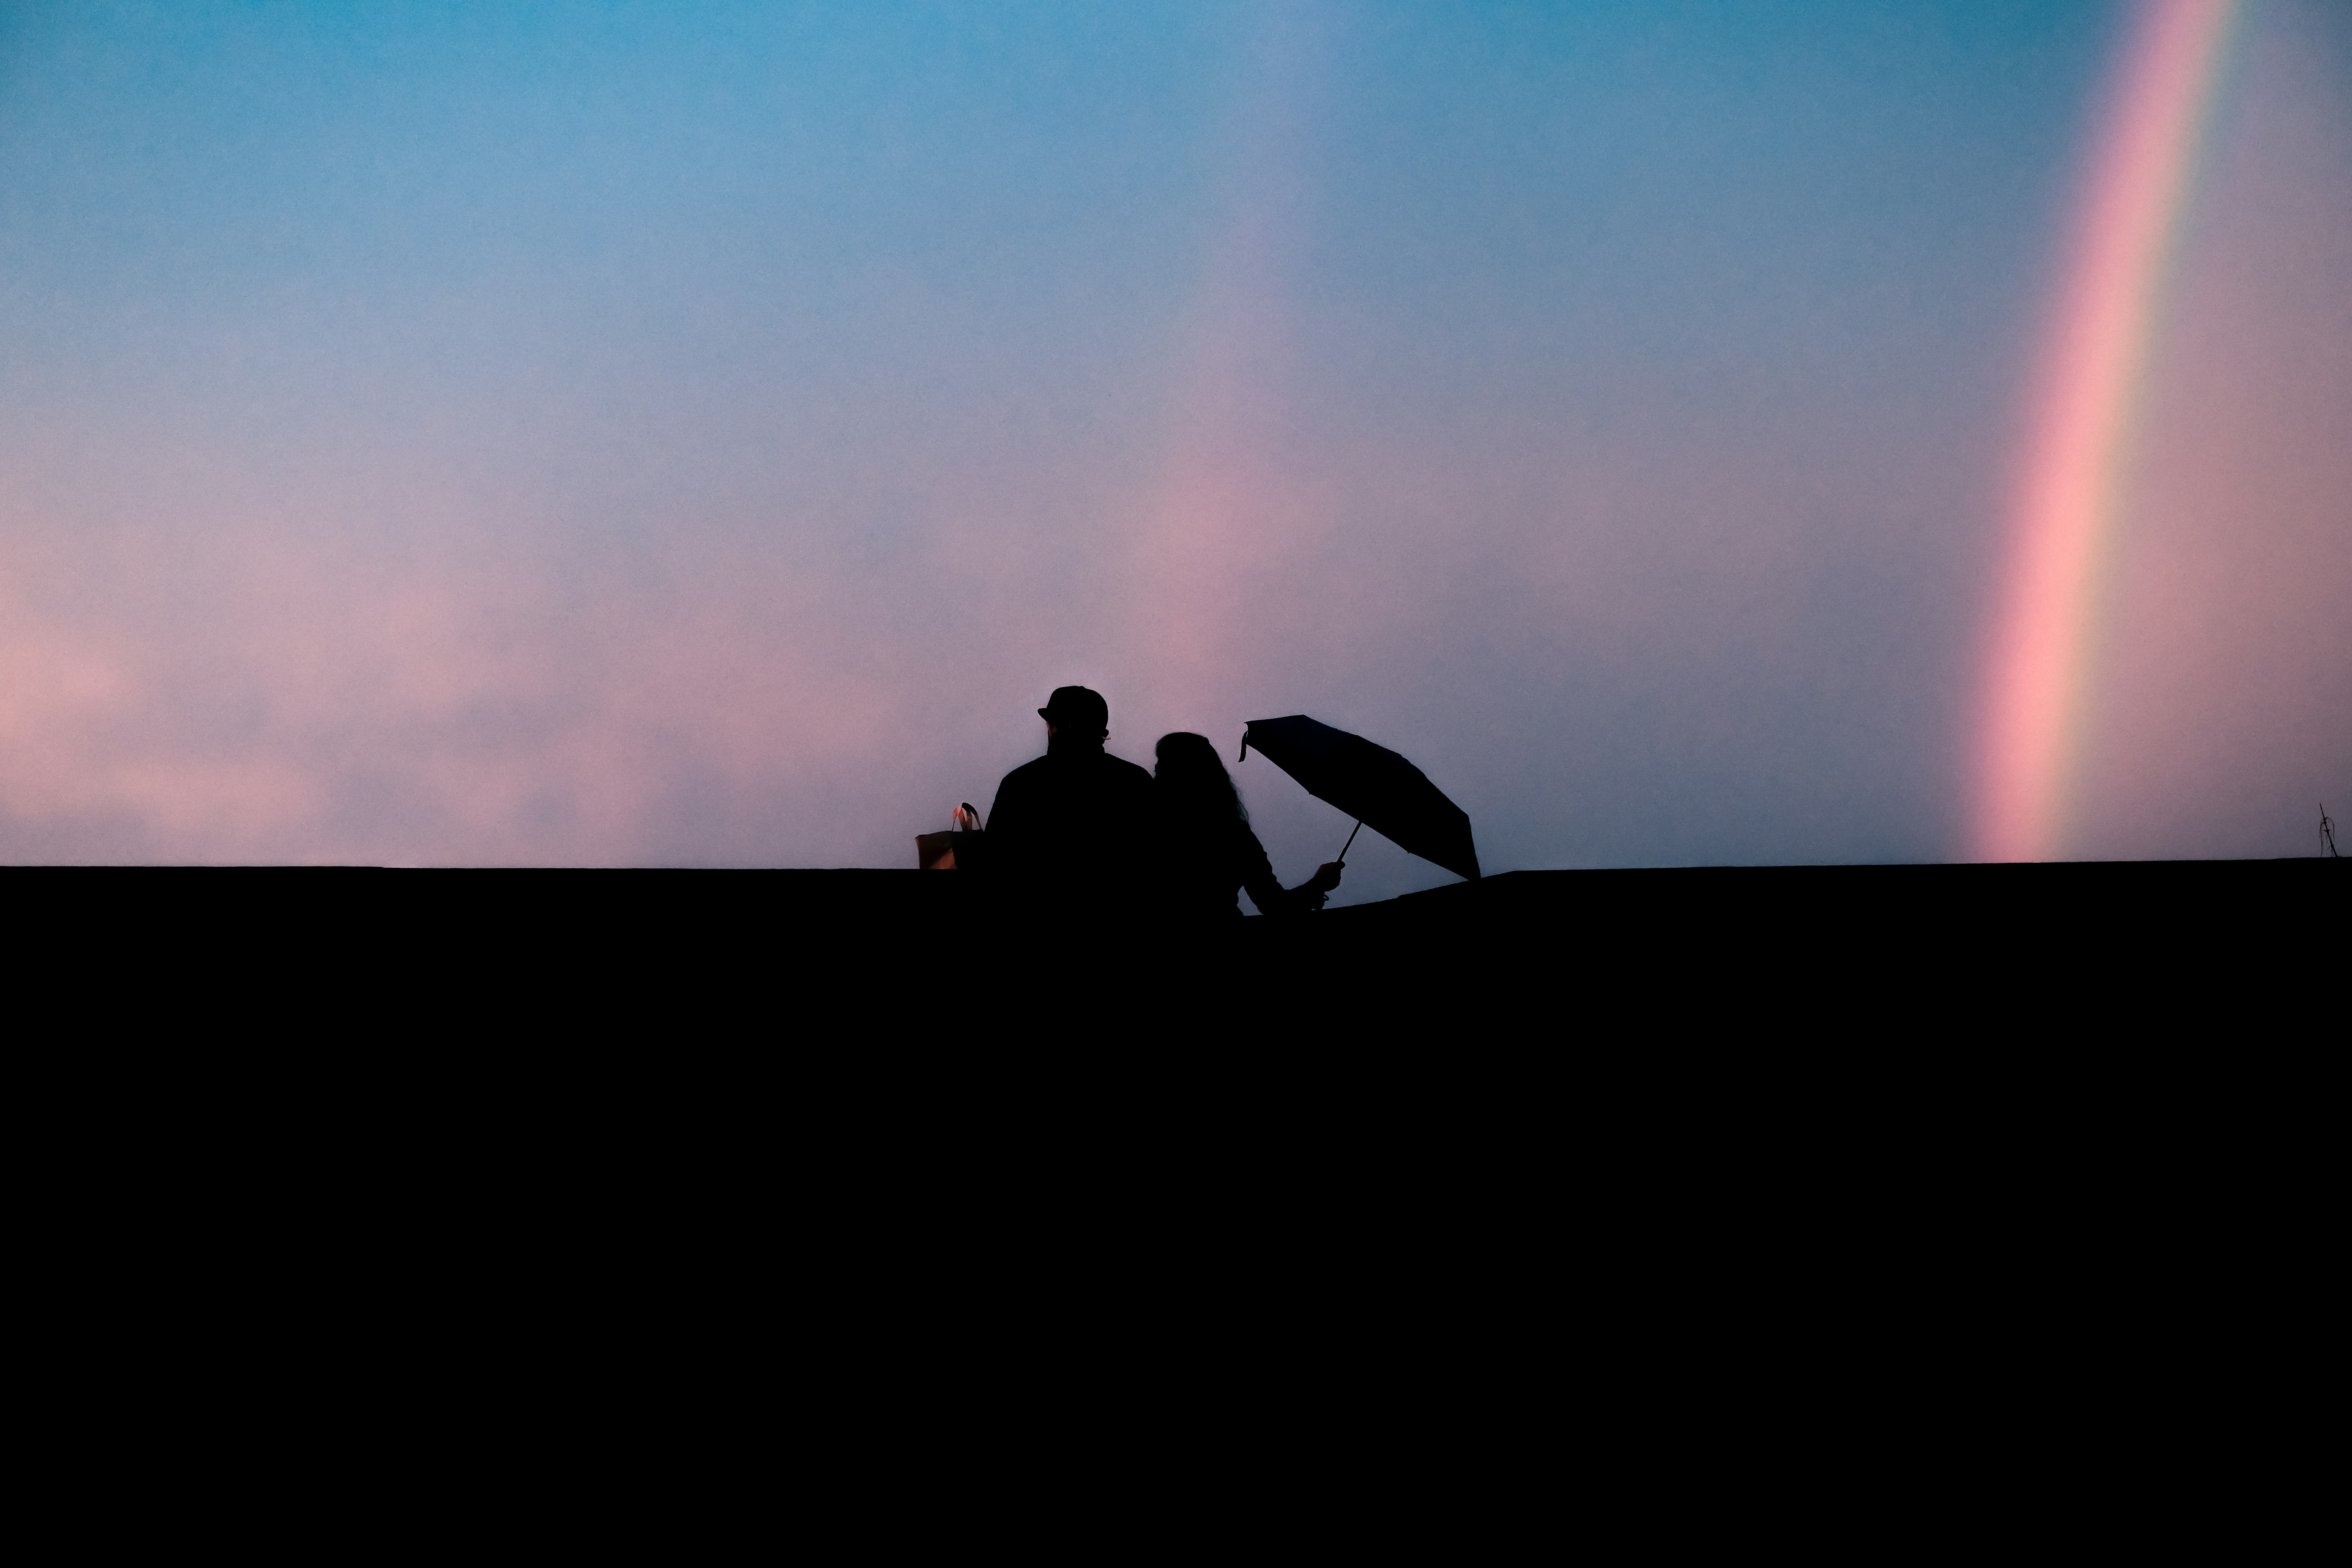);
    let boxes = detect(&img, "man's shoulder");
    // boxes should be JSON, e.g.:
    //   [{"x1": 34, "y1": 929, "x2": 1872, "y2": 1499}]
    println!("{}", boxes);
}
[
  {"x1": 997, "y1": 748, "x2": 1149, "y2": 796},
  {"x1": 999, "y1": 754, "x2": 1054, "y2": 785},
  {"x1": 988, "y1": 755, "x2": 1052, "y2": 821},
  {"x1": 1002, "y1": 754, "x2": 1088, "y2": 800}
]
